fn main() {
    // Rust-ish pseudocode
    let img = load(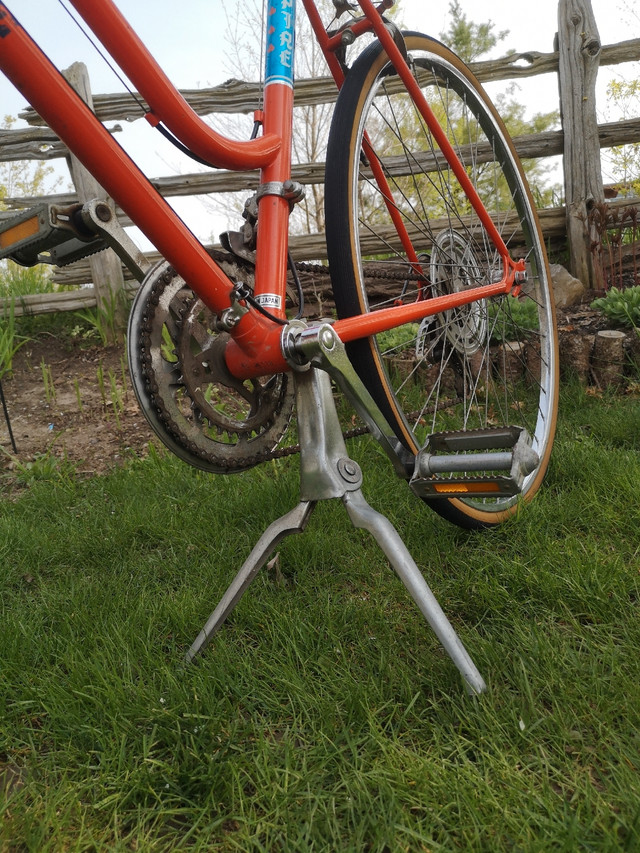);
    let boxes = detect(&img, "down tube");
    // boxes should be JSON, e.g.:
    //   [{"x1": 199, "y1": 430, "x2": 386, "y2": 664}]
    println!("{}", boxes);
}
[{"x1": 0, "y1": 4, "x2": 288, "y2": 376}]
